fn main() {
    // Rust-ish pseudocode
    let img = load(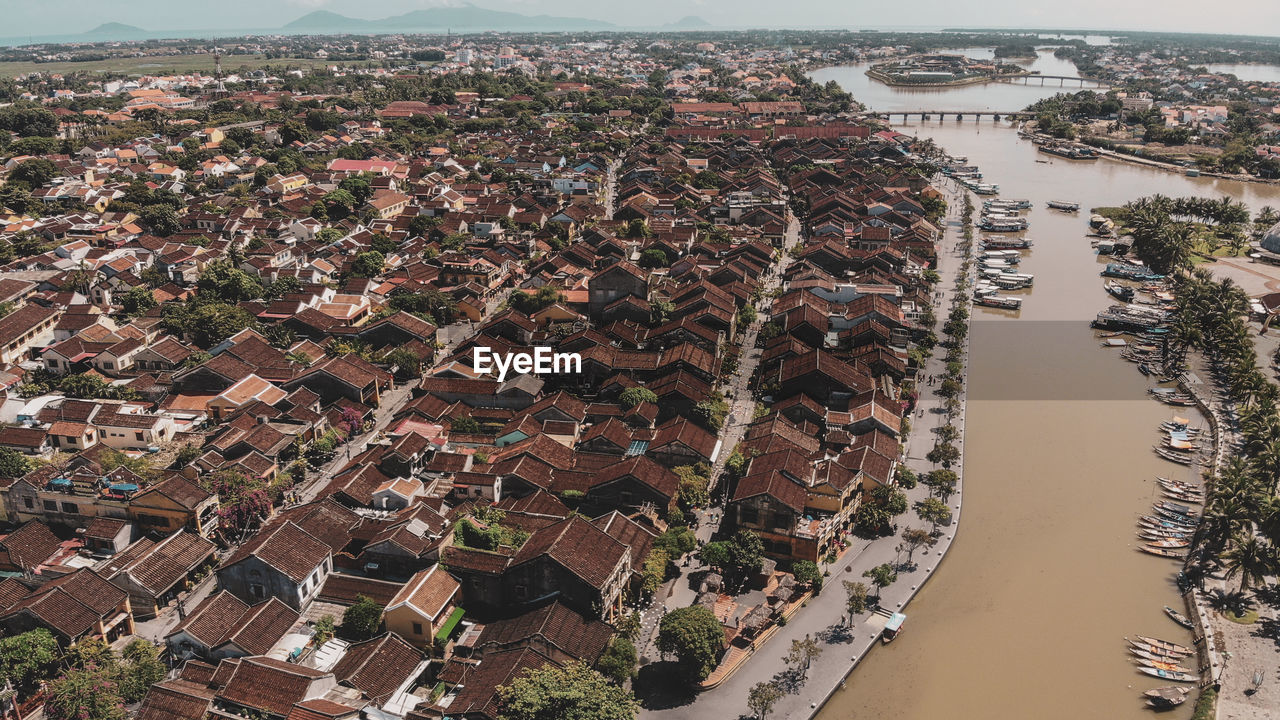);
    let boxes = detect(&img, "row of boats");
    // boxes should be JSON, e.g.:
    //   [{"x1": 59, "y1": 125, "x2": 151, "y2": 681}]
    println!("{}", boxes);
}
[
  {"x1": 1126, "y1": 636, "x2": 1200, "y2": 707},
  {"x1": 1138, "y1": 500, "x2": 1200, "y2": 559},
  {"x1": 973, "y1": 199, "x2": 1034, "y2": 308},
  {"x1": 941, "y1": 163, "x2": 1000, "y2": 195},
  {"x1": 1037, "y1": 142, "x2": 1102, "y2": 161},
  {"x1": 1093, "y1": 304, "x2": 1170, "y2": 334},
  {"x1": 1084, "y1": 241, "x2": 1205, "y2": 710}
]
